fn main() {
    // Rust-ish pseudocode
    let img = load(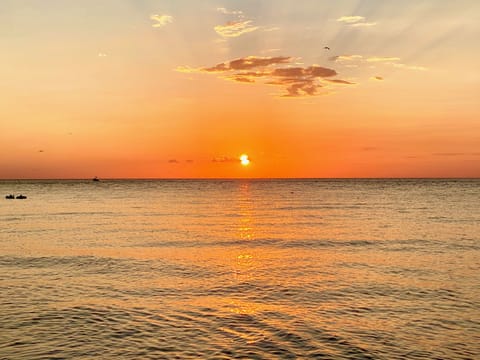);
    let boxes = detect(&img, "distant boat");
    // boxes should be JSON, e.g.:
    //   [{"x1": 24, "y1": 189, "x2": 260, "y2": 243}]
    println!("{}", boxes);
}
[
  {"x1": 15, "y1": 195, "x2": 27, "y2": 199},
  {"x1": 5, "y1": 194, "x2": 15, "y2": 199},
  {"x1": 92, "y1": 176, "x2": 100, "y2": 182}
]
